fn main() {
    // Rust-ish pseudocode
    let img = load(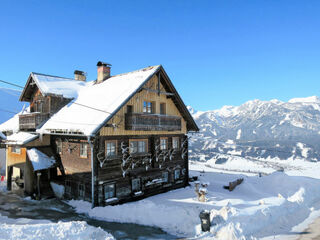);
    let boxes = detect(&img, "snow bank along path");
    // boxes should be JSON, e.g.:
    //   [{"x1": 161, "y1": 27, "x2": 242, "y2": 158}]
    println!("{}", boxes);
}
[
  {"x1": 0, "y1": 213, "x2": 114, "y2": 240},
  {"x1": 69, "y1": 168, "x2": 320, "y2": 239}
]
